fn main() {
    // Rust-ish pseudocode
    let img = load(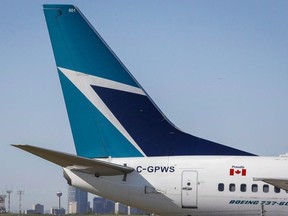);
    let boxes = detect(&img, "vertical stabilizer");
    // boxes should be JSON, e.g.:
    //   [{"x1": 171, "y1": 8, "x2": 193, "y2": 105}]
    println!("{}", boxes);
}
[{"x1": 43, "y1": 5, "x2": 254, "y2": 158}]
